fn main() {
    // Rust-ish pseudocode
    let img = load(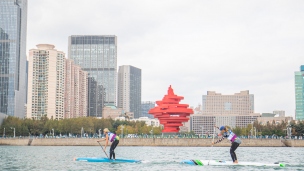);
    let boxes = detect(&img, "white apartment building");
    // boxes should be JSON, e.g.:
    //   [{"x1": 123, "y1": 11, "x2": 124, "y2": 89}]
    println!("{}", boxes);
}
[
  {"x1": 131, "y1": 117, "x2": 160, "y2": 127},
  {"x1": 191, "y1": 114, "x2": 260, "y2": 135},
  {"x1": 27, "y1": 44, "x2": 65, "y2": 120}
]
